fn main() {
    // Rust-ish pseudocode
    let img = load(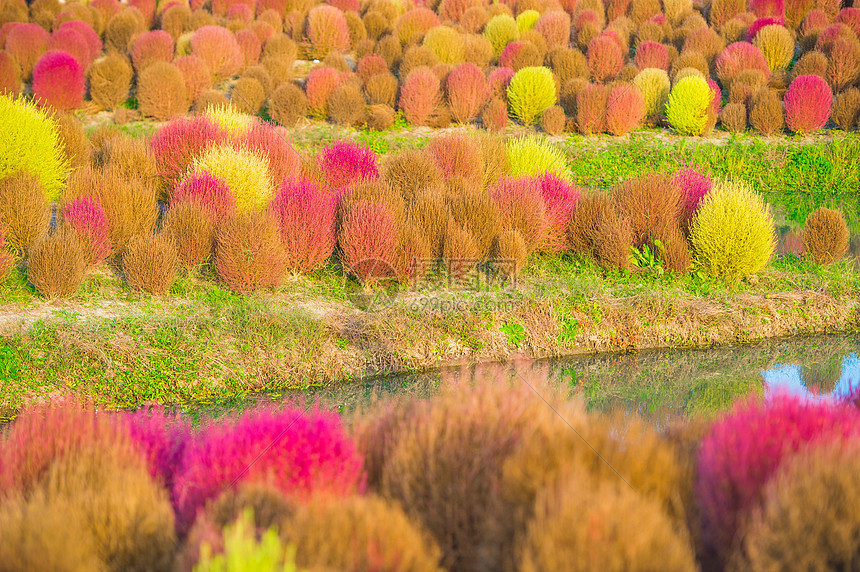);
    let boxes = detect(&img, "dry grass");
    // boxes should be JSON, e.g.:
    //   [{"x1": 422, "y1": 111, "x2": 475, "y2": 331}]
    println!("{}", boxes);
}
[
  {"x1": 0, "y1": 171, "x2": 50, "y2": 256},
  {"x1": 26, "y1": 225, "x2": 86, "y2": 298}
]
